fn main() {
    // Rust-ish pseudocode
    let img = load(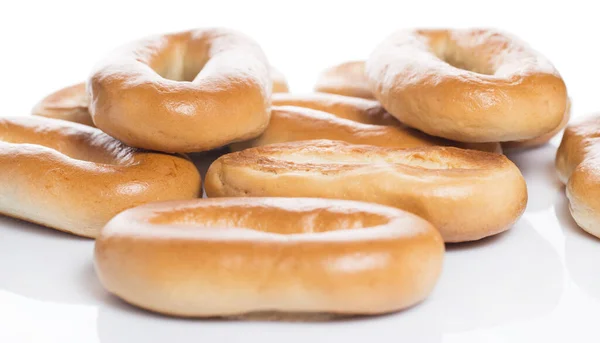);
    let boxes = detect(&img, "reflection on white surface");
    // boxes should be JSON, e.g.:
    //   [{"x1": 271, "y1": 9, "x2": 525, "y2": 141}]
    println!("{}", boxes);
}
[
  {"x1": 555, "y1": 194, "x2": 600, "y2": 300},
  {"x1": 0, "y1": 216, "x2": 104, "y2": 305},
  {"x1": 506, "y1": 145, "x2": 564, "y2": 213},
  {"x1": 438, "y1": 220, "x2": 563, "y2": 332}
]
